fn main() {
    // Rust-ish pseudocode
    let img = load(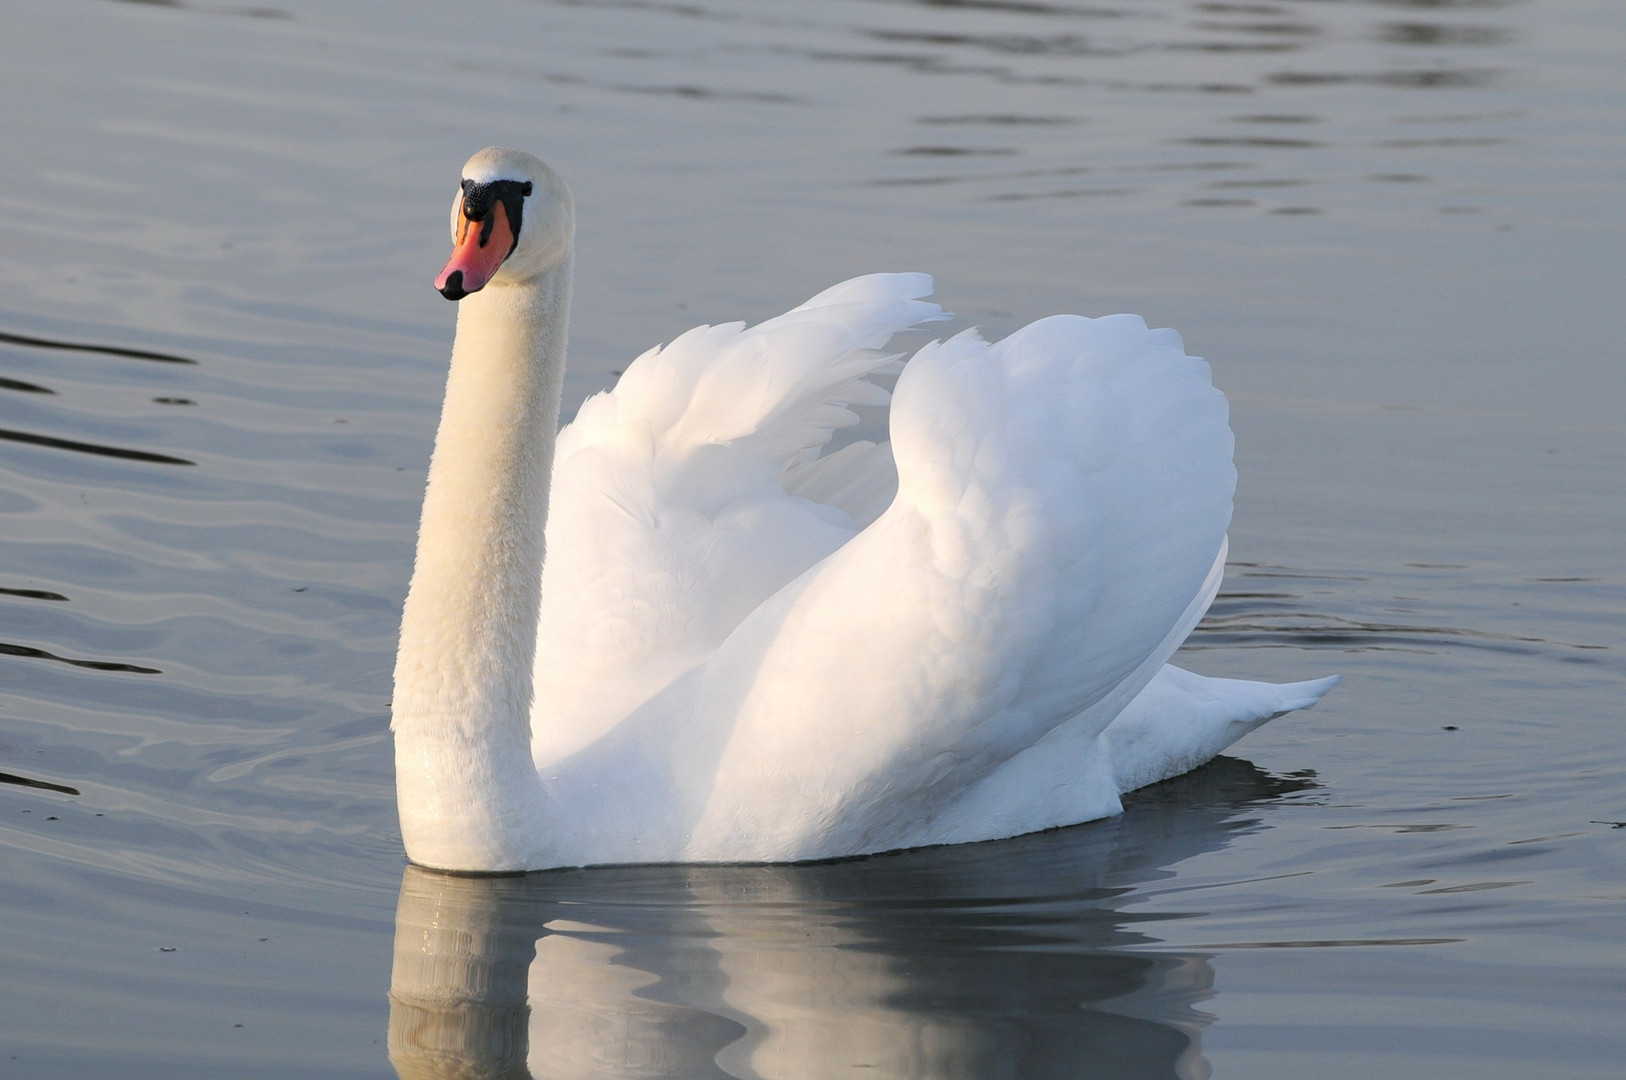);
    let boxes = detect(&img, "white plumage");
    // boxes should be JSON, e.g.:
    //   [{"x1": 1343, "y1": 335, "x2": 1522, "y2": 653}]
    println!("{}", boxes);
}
[{"x1": 391, "y1": 148, "x2": 1337, "y2": 873}]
